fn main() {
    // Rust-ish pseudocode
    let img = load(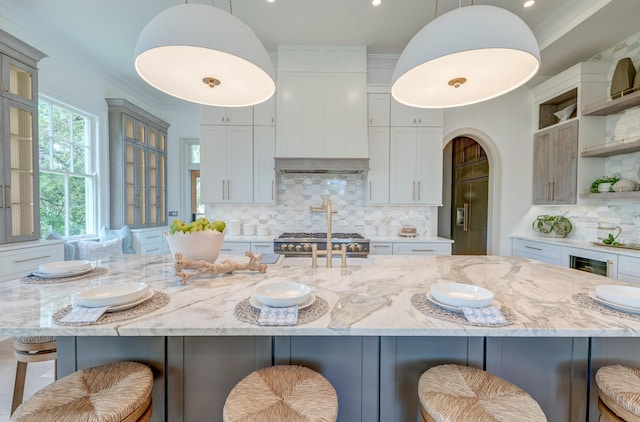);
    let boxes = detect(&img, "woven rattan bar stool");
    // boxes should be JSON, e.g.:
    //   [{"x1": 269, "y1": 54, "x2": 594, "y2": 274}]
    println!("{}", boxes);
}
[
  {"x1": 418, "y1": 364, "x2": 547, "y2": 422},
  {"x1": 223, "y1": 365, "x2": 338, "y2": 422},
  {"x1": 596, "y1": 365, "x2": 640, "y2": 422},
  {"x1": 11, "y1": 336, "x2": 57, "y2": 415},
  {"x1": 10, "y1": 361, "x2": 153, "y2": 422}
]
